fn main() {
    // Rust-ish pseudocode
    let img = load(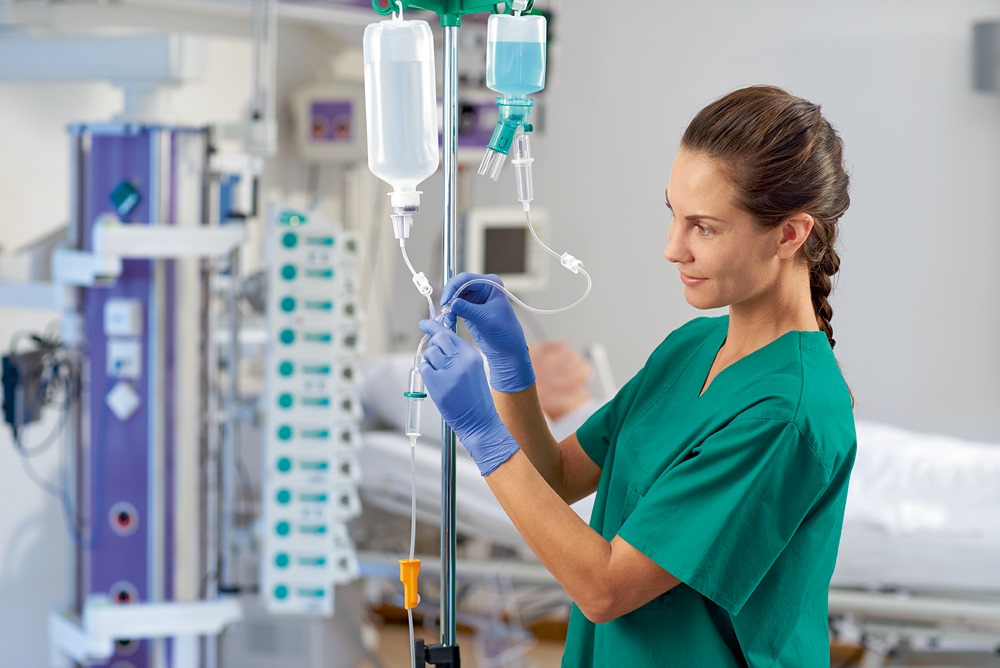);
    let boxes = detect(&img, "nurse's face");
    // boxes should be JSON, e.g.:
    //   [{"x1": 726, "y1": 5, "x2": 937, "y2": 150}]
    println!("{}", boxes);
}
[{"x1": 663, "y1": 149, "x2": 782, "y2": 311}]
